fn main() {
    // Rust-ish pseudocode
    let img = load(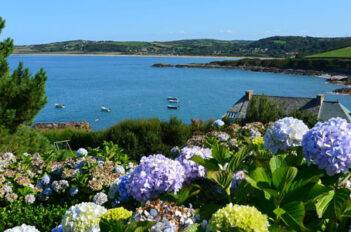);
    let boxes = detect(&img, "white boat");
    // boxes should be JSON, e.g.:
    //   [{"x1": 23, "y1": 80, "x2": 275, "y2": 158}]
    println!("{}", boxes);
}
[
  {"x1": 101, "y1": 106, "x2": 111, "y2": 112},
  {"x1": 167, "y1": 105, "x2": 179, "y2": 109},
  {"x1": 167, "y1": 97, "x2": 178, "y2": 101},
  {"x1": 55, "y1": 104, "x2": 65, "y2": 109},
  {"x1": 168, "y1": 99, "x2": 180, "y2": 103}
]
